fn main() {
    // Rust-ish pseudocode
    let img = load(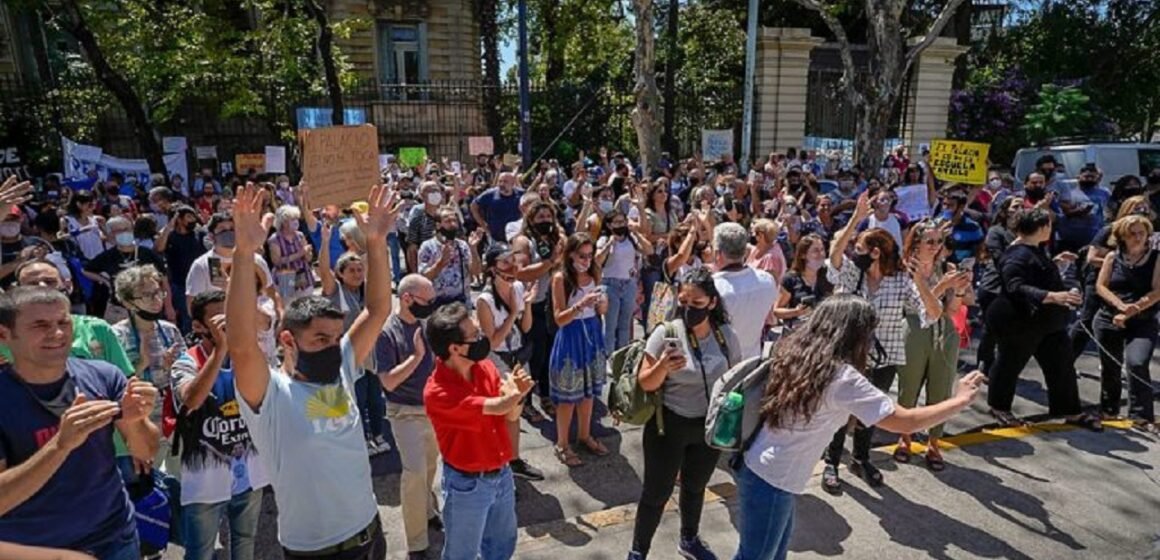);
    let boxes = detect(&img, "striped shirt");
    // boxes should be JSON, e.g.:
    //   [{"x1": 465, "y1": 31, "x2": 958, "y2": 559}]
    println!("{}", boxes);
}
[{"x1": 826, "y1": 259, "x2": 934, "y2": 367}]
